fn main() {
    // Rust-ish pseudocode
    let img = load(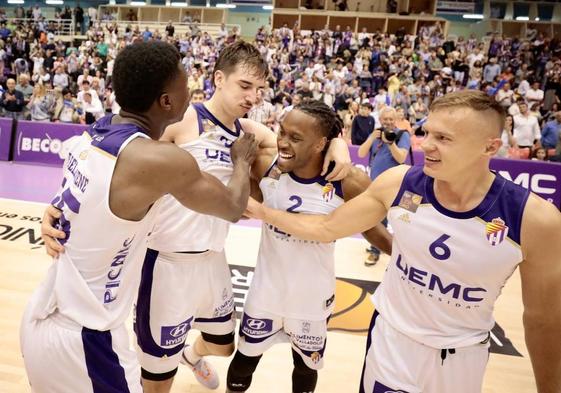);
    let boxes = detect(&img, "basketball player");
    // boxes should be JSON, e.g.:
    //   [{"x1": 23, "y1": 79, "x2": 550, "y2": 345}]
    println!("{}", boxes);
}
[
  {"x1": 40, "y1": 42, "x2": 353, "y2": 393},
  {"x1": 20, "y1": 41, "x2": 259, "y2": 393},
  {"x1": 226, "y1": 100, "x2": 393, "y2": 393},
  {"x1": 246, "y1": 91, "x2": 561, "y2": 393}
]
